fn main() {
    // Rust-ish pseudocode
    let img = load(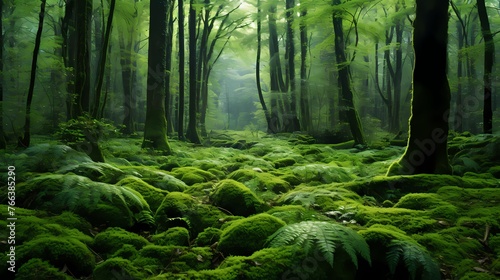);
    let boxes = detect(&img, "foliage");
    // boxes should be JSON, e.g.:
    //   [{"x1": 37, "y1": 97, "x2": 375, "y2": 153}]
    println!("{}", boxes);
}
[
  {"x1": 210, "y1": 179, "x2": 268, "y2": 216},
  {"x1": 92, "y1": 227, "x2": 150, "y2": 258},
  {"x1": 267, "y1": 221, "x2": 371, "y2": 269},
  {"x1": 12, "y1": 174, "x2": 152, "y2": 228},
  {"x1": 17, "y1": 258, "x2": 72, "y2": 280},
  {"x1": 55, "y1": 114, "x2": 121, "y2": 146},
  {"x1": 386, "y1": 240, "x2": 441, "y2": 280}
]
